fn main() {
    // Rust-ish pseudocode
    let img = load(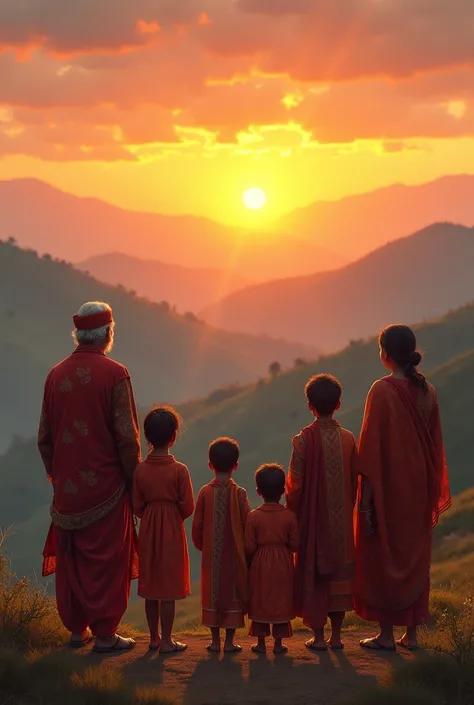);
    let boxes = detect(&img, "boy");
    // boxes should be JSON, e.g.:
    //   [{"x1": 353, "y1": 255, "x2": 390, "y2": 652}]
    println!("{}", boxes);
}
[
  {"x1": 246, "y1": 464, "x2": 298, "y2": 654},
  {"x1": 286, "y1": 374, "x2": 357, "y2": 651},
  {"x1": 192, "y1": 437, "x2": 250, "y2": 653}
]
